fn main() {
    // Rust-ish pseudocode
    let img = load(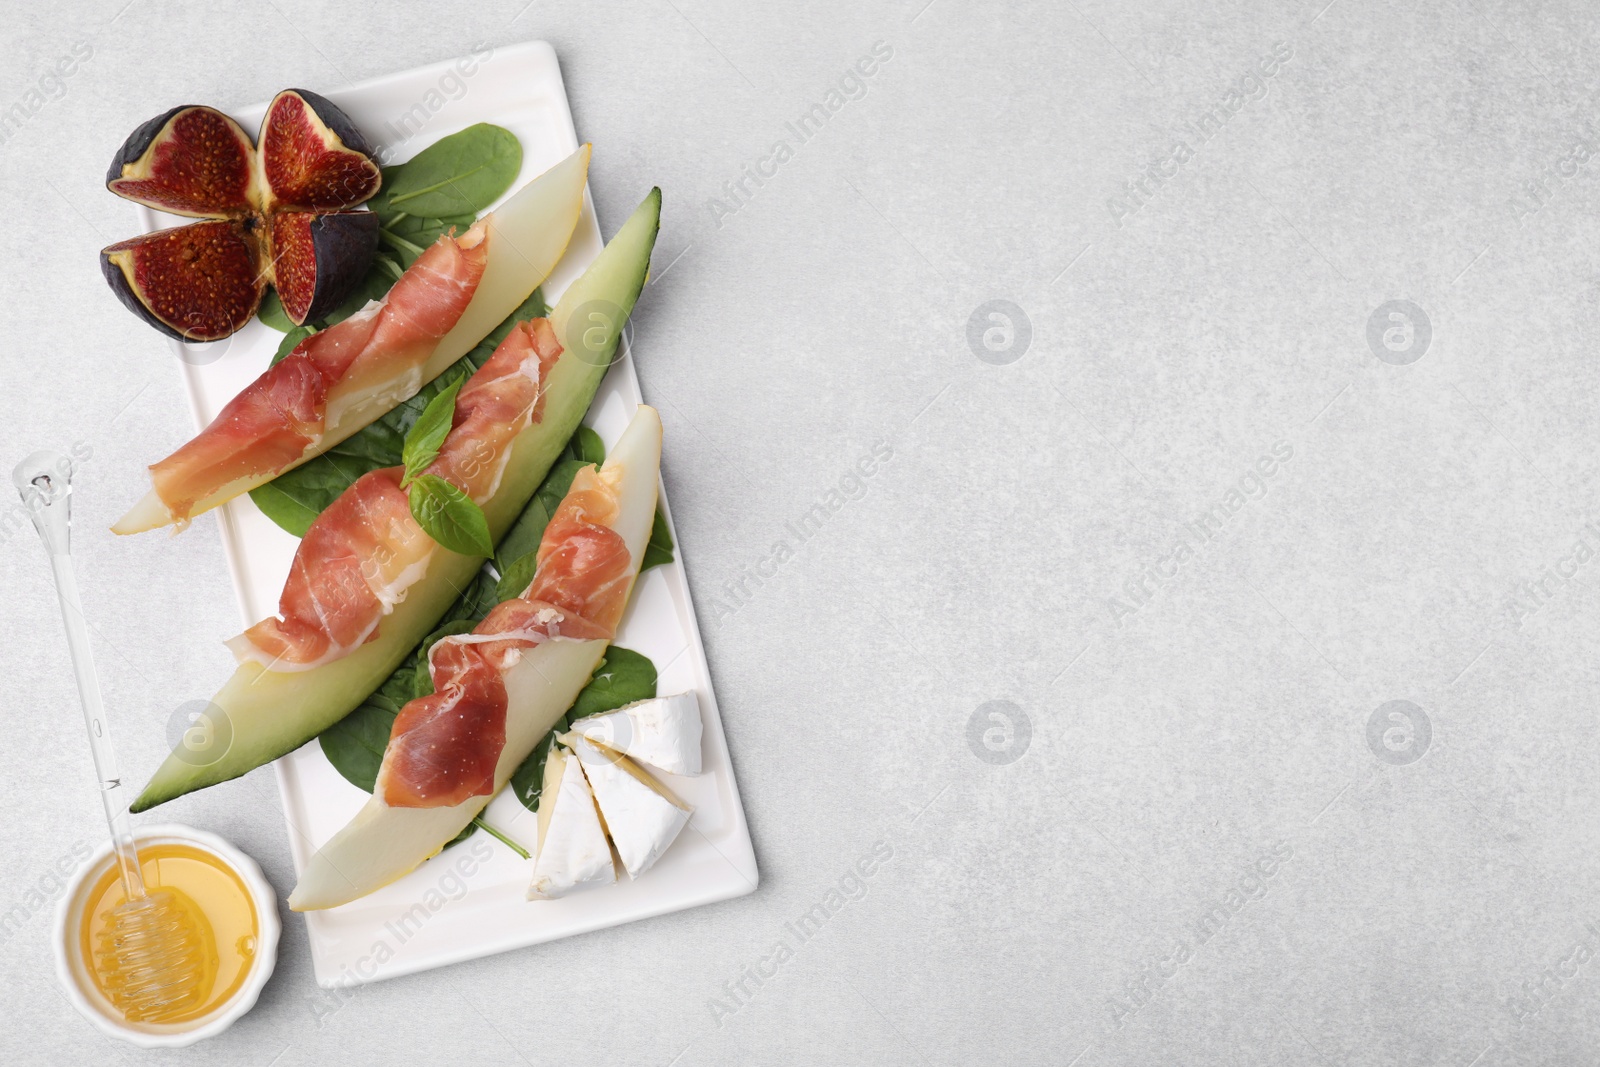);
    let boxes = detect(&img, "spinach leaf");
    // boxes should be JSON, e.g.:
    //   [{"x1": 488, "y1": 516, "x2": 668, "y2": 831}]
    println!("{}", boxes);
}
[
  {"x1": 375, "y1": 124, "x2": 522, "y2": 219},
  {"x1": 271, "y1": 325, "x2": 315, "y2": 366},
  {"x1": 245, "y1": 478, "x2": 324, "y2": 535},
  {"x1": 379, "y1": 211, "x2": 479, "y2": 269},
  {"x1": 567, "y1": 425, "x2": 606, "y2": 467},
  {"x1": 409, "y1": 474, "x2": 492, "y2": 556},
  {"x1": 642, "y1": 508, "x2": 675, "y2": 572},
  {"x1": 258, "y1": 290, "x2": 295, "y2": 332},
  {"x1": 248, "y1": 289, "x2": 548, "y2": 536},
  {"x1": 568, "y1": 646, "x2": 658, "y2": 722}
]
